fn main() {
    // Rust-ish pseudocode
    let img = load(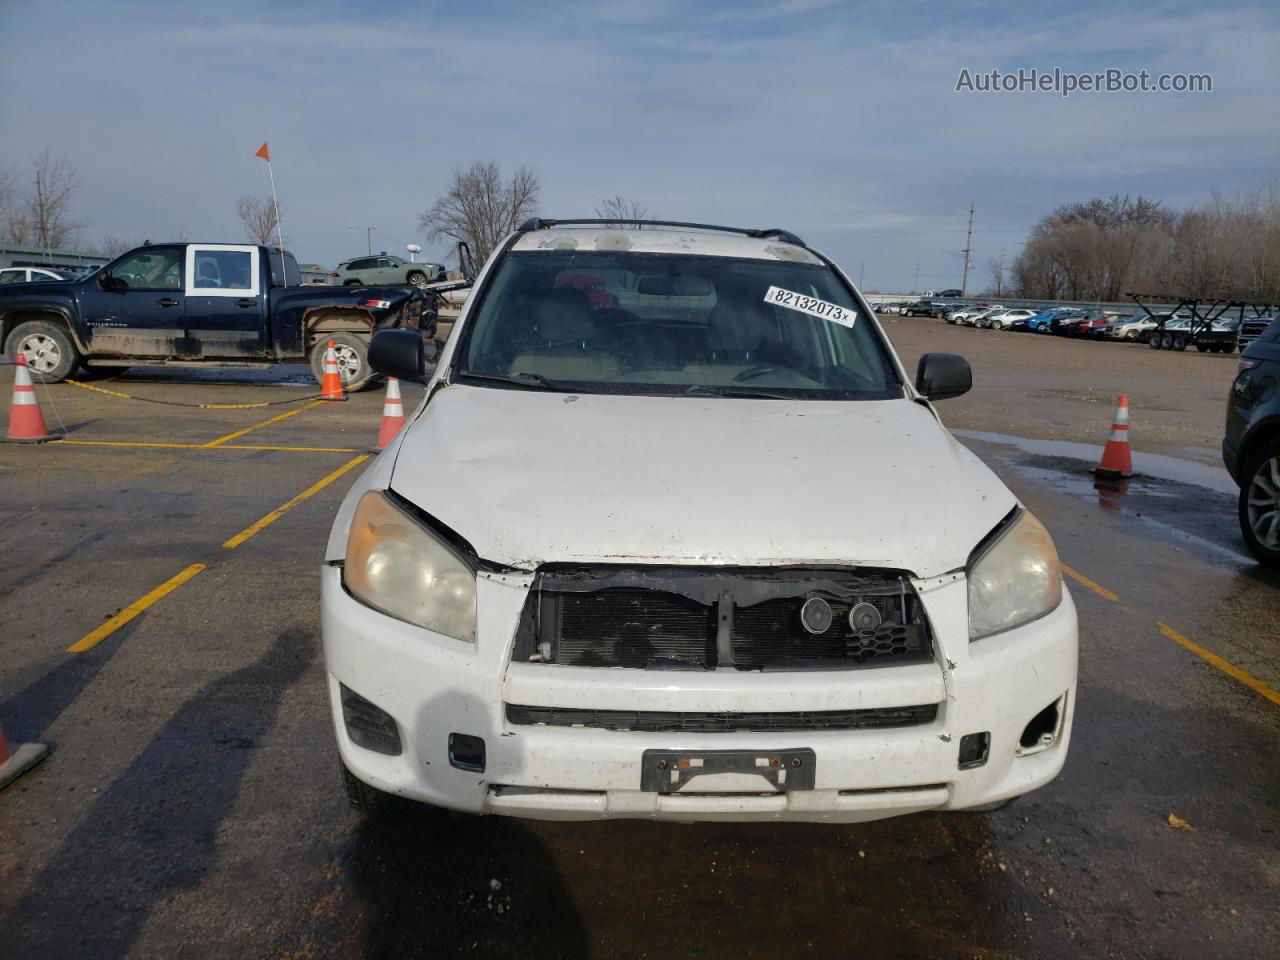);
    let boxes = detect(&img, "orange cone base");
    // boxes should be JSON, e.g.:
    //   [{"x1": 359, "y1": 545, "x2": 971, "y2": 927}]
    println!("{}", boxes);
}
[{"x1": 1094, "y1": 444, "x2": 1134, "y2": 479}]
